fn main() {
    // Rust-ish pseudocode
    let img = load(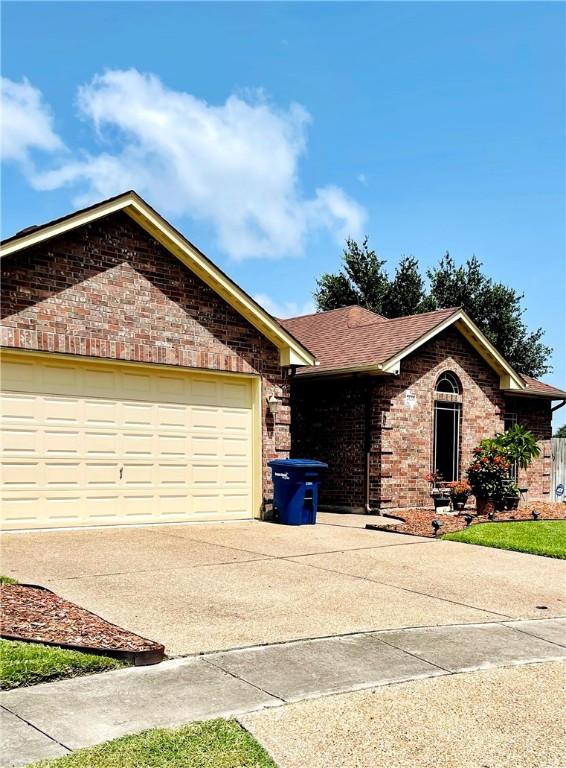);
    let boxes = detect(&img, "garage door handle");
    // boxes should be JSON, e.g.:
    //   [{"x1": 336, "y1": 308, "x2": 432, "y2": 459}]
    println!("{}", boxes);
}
[{"x1": 119, "y1": 466, "x2": 123, "y2": 480}]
